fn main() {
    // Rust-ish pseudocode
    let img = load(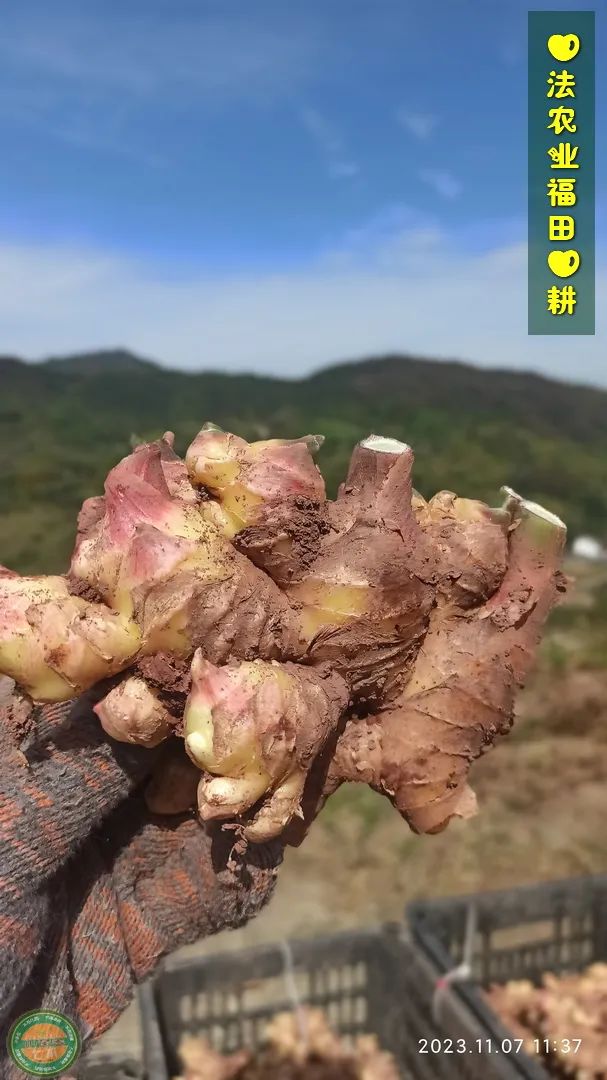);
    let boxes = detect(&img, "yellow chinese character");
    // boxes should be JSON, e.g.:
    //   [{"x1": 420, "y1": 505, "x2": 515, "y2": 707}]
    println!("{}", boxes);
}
[
  {"x1": 547, "y1": 285, "x2": 576, "y2": 315},
  {"x1": 549, "y1": 215, "x2": 575, "y2": 241},
  {"x1": 546, "y1": 178, "x2": 577, "y2": 206},
  {"x1": 547, "y1": 107, "x2": 576, "y2": 134},
  {"x1": 548, "y1": 143, "x2": 579, "y2": 169},
  {"x1": 546, "y1": 214, "x2": 574, "y2": 240},
  {"x1": 546, "y1": 69, "x2": 576, "y2": 98}
]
